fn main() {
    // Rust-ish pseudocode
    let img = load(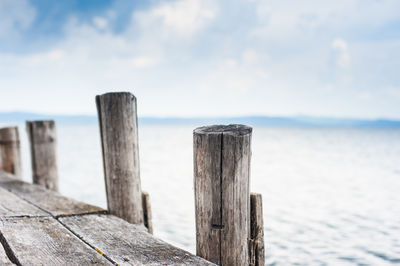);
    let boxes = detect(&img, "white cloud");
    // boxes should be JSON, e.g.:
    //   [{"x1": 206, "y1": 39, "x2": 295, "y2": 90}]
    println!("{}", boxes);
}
[
  {"x1": 242, "y1": 49, "x2": 258, "y2": 65},
  {"x1": 384, "y1": 87, "x2": 400, "y2": 98},
  {"x1": 25, "y1": 49, "x2": 65, "y2": 65},
  {"x1": 332, "y1": 38, "x2": 350, "y2": 69},
  {"x1": 0, "y1": 0, "x2": 399, "y2": 118},
  {"x1": 133, "y1": 0, "x2": 217, "y2": 38},
  {"x1": 251, "y1": 0, "x2": 400, "y2": 41},
  {"x1": 128, "y1": 56, "x2": 158, "y2": 68},
  {"x1": 93, "y1": 16, "x2": 108, "y2": 30},
  {"x1": 0, "y1": 0, "x2": 36, "y2": 38}
]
